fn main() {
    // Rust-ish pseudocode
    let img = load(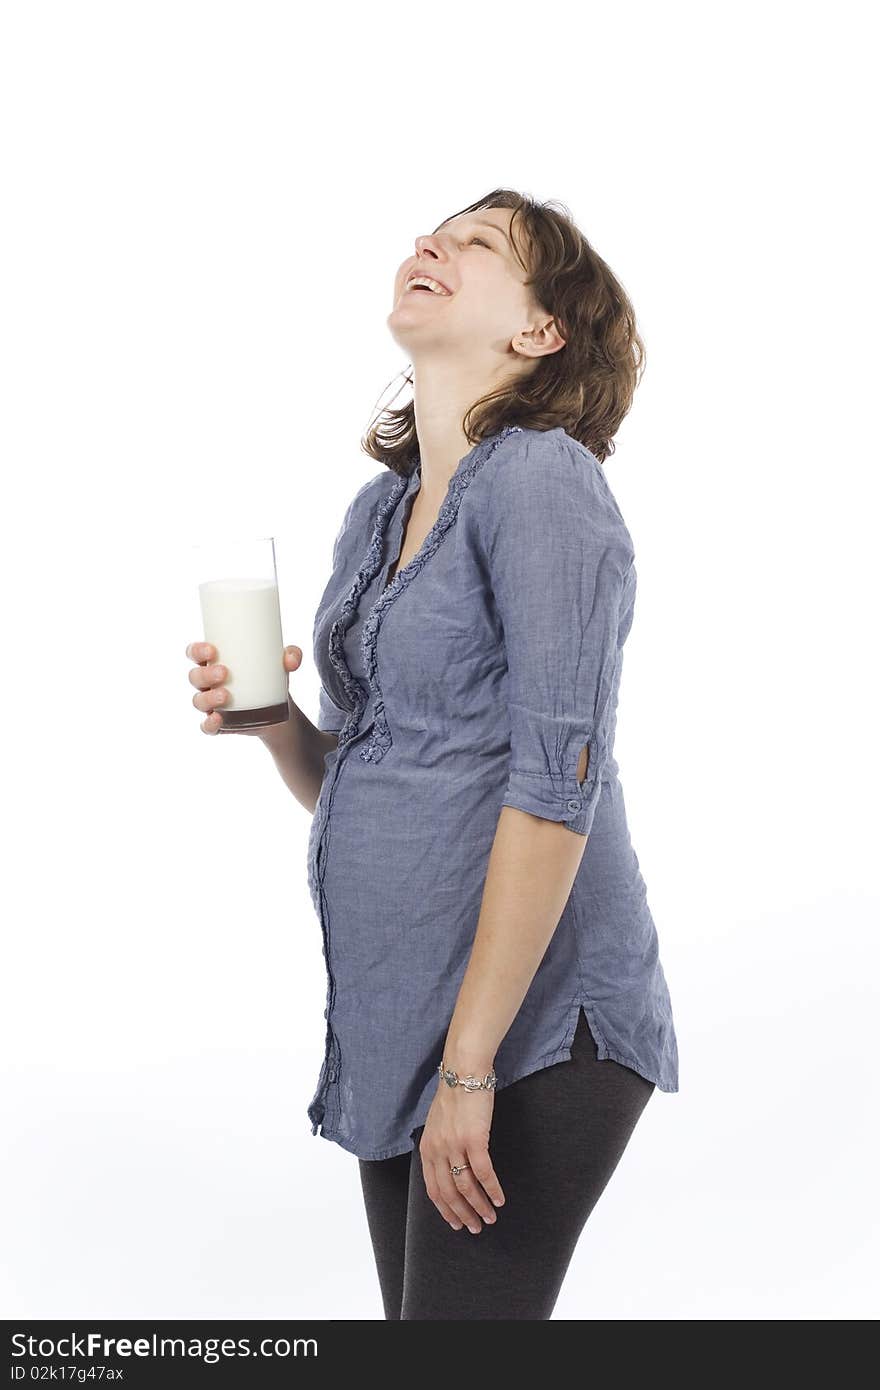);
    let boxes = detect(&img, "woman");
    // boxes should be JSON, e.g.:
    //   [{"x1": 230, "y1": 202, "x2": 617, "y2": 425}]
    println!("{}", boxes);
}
[{"x1": 186, "y1": 187, "x2": 679, "y2": 1320}]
